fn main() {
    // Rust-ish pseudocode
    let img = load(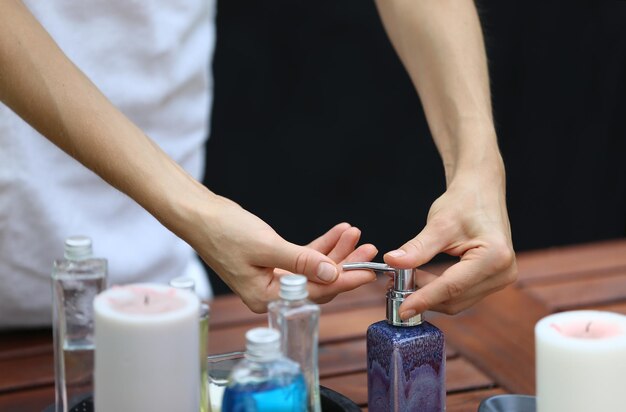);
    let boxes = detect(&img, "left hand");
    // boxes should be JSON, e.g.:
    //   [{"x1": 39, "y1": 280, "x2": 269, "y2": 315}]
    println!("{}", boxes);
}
[{"x1": 384, "y1": 169, "x2": 517, "y2": 317}]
